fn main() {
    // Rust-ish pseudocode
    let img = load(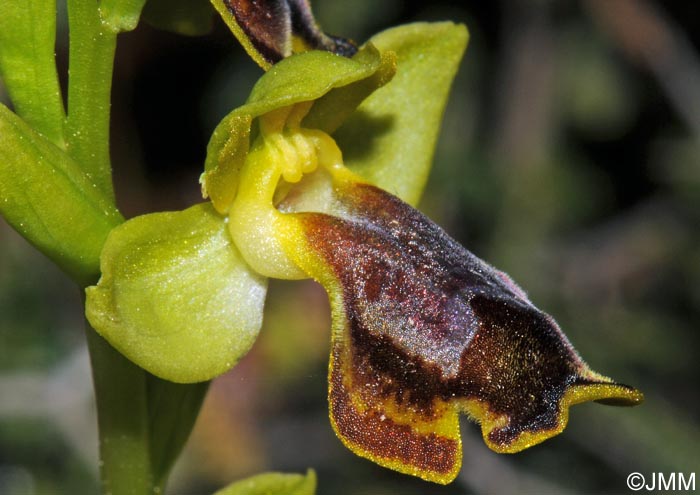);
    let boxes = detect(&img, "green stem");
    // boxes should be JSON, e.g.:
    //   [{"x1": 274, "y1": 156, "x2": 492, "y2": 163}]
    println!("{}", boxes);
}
[
  {"x1": 65, "y1": 0, "x2": 118, "y2": 203},
  {"x1": 85, "y1": 326, "x2": 155, "y2": 495}
]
